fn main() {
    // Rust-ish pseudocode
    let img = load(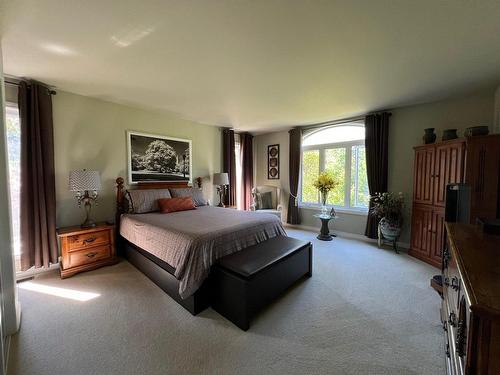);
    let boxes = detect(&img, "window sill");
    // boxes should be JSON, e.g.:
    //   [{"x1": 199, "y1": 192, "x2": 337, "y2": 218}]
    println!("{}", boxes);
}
[{"x1": 299, "y1": 205, "x2": 368, "y2": 216}]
